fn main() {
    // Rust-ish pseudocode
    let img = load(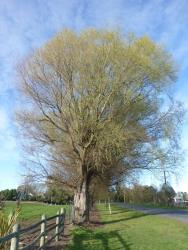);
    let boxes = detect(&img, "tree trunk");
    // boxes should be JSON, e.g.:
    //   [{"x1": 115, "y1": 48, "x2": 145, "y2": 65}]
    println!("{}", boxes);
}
[{"x1": 73, "y1": 177, "x2": 90, "y2": 223}]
